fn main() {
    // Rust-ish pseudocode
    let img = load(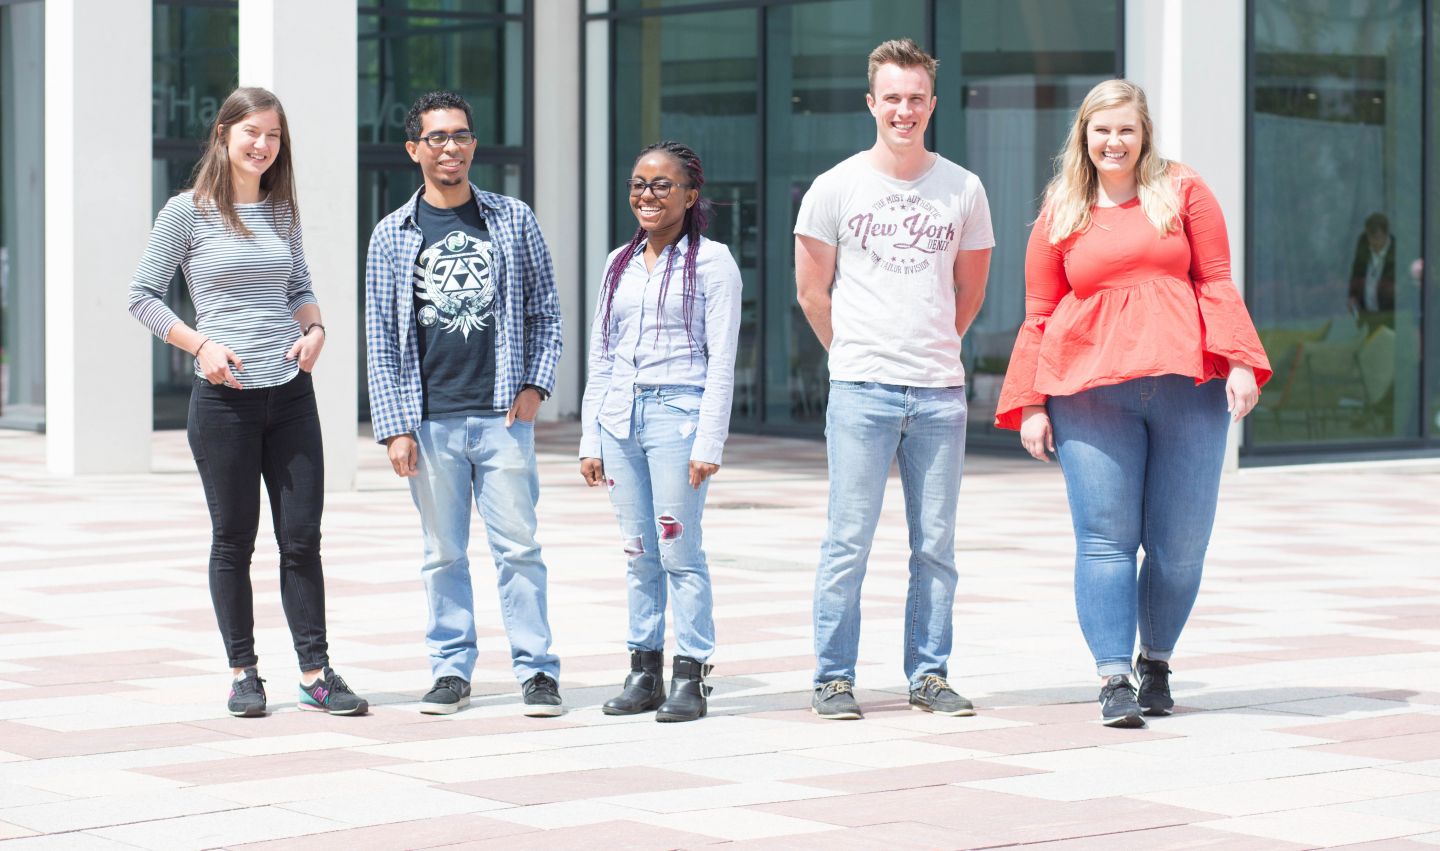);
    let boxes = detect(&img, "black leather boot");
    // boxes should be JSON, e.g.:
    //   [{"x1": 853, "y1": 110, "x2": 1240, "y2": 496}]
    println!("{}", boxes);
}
[
  {"x1": 655, "y1": 655, "x2": 712, "y2": 722},
  {"x1": 601, "y1": 649, "x2": 665, "y2": 715}
]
